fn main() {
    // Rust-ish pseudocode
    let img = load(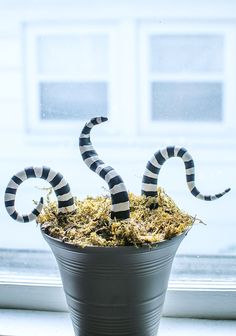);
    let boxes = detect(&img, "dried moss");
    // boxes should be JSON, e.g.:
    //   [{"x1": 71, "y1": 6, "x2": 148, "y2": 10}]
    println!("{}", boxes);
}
[{"x1": 37, "y1": 188, "x2": 195, "y2": 248}]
